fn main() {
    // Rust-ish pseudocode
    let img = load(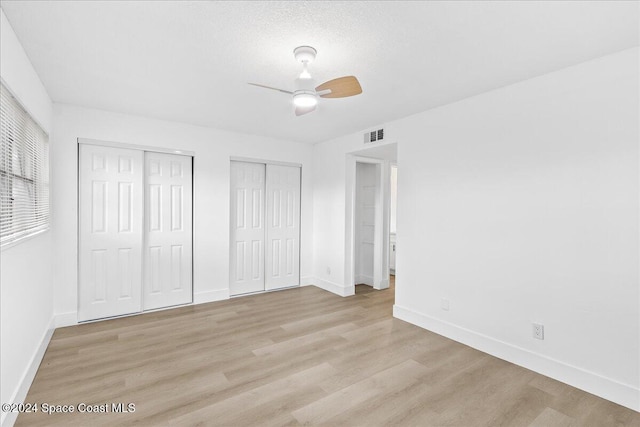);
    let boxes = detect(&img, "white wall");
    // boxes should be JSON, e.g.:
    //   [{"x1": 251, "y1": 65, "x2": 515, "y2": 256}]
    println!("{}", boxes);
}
[
  {"x1": 0, "y1": 8, "x2": 54, "y2": 427},
  {"x1": 51, "y1": 104, "x2": 314, "y2": 322},
  {"x1": 312, "y1": 48, "x2": 639, "y2": 410},
  {"x1": 312, "y1": 133, "x2": 396, "y2": 295}
]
